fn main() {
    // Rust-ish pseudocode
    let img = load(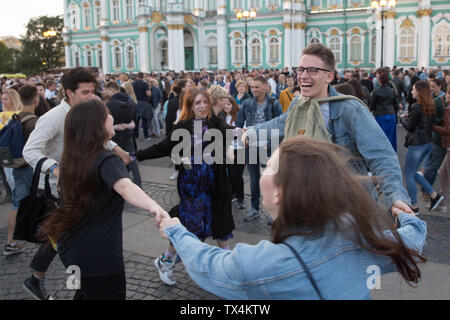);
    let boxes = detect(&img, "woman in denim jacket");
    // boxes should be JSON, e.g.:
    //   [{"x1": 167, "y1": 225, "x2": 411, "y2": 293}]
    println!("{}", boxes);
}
[{"x1": 158, "y1": 136, "x2": 427, "y2": 300}]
